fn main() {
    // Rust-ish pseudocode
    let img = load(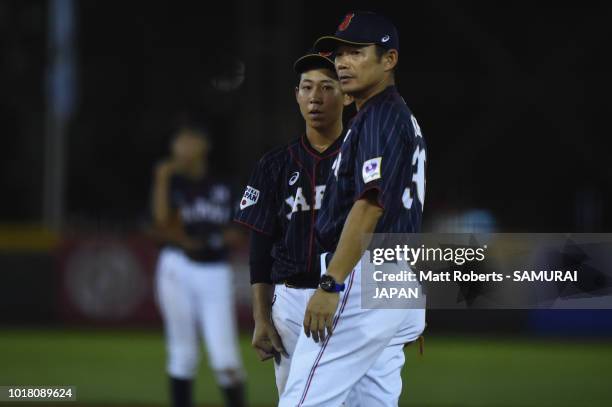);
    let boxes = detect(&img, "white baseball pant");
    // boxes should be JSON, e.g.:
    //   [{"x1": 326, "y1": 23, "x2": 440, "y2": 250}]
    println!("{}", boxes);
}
[
  {"x1": 155, "y1": 247, "x2": 245, "y2": 386},
  {"x1": 275, "y1": 254, "x2": 425, "y2": 407}
]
